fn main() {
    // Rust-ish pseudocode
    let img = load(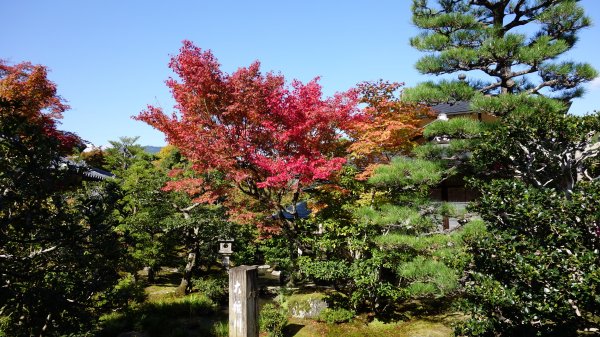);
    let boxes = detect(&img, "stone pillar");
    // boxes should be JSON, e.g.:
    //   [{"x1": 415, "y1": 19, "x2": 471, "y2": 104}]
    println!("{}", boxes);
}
[{"x1": 229, "y1": 266, "x2": 259, "y2": 337}]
